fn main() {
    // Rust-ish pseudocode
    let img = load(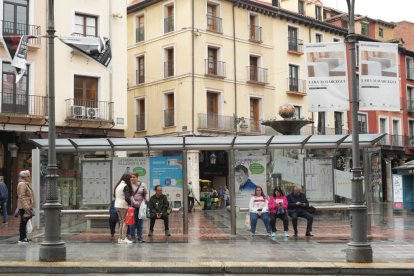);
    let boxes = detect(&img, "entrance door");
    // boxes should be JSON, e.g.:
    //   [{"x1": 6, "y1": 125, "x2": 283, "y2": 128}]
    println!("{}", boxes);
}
[
  {"x1": 2, "y1": 62, "x2": 28, "y2": 114},
  {"x1": 207, "y1": 92, "x2": 218, "y2": 128}
]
